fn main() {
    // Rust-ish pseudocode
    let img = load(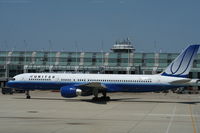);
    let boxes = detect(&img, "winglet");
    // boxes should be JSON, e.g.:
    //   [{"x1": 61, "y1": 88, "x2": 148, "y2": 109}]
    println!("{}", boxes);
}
[{"x1": 161, "y1": 44, "x2": 200, "y2": 78}]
